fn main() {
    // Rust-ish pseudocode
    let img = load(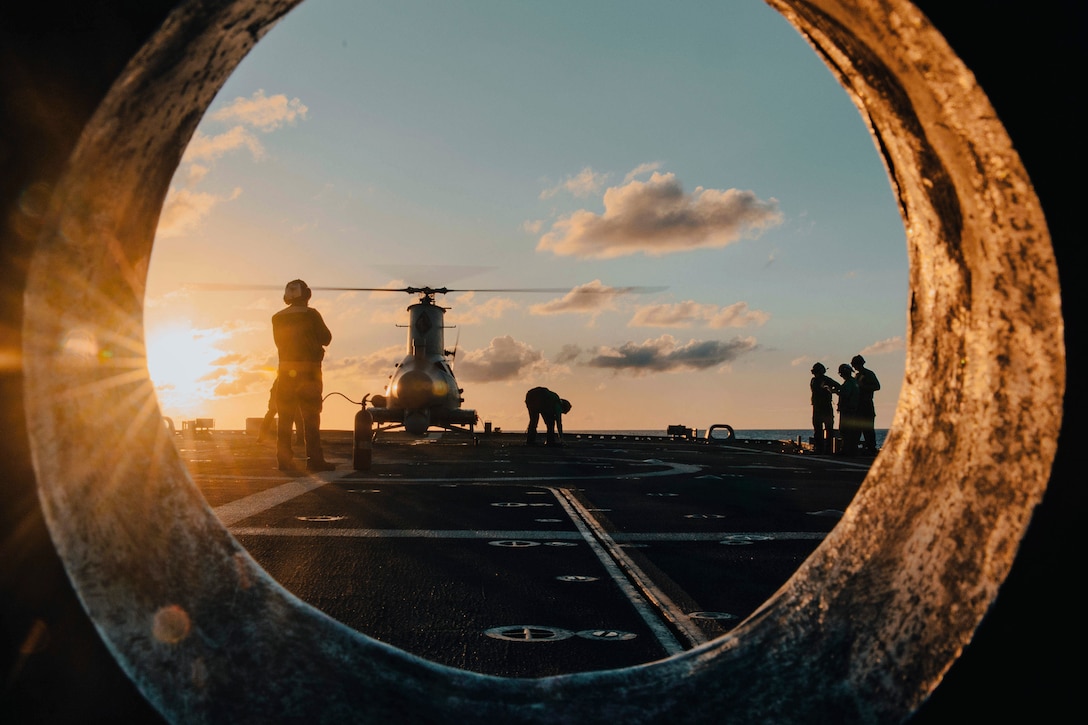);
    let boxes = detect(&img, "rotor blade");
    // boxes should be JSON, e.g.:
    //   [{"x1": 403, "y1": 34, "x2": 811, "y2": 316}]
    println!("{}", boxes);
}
[
  {"x1": 189, "y1": 283, "x2": 284, "y2": 291},
  {"x1": 191, "y1": 283, "x2": 667, "y2": 295},
  {"x1": 308, "y1": 286, "x2": 573, "y2": 293},
  {"x1": 311, "y1": 286, "x2": 668, "y2": 294},
  {"x1": 309, "y1": 287, "x2": 415, "y2": 292}
]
